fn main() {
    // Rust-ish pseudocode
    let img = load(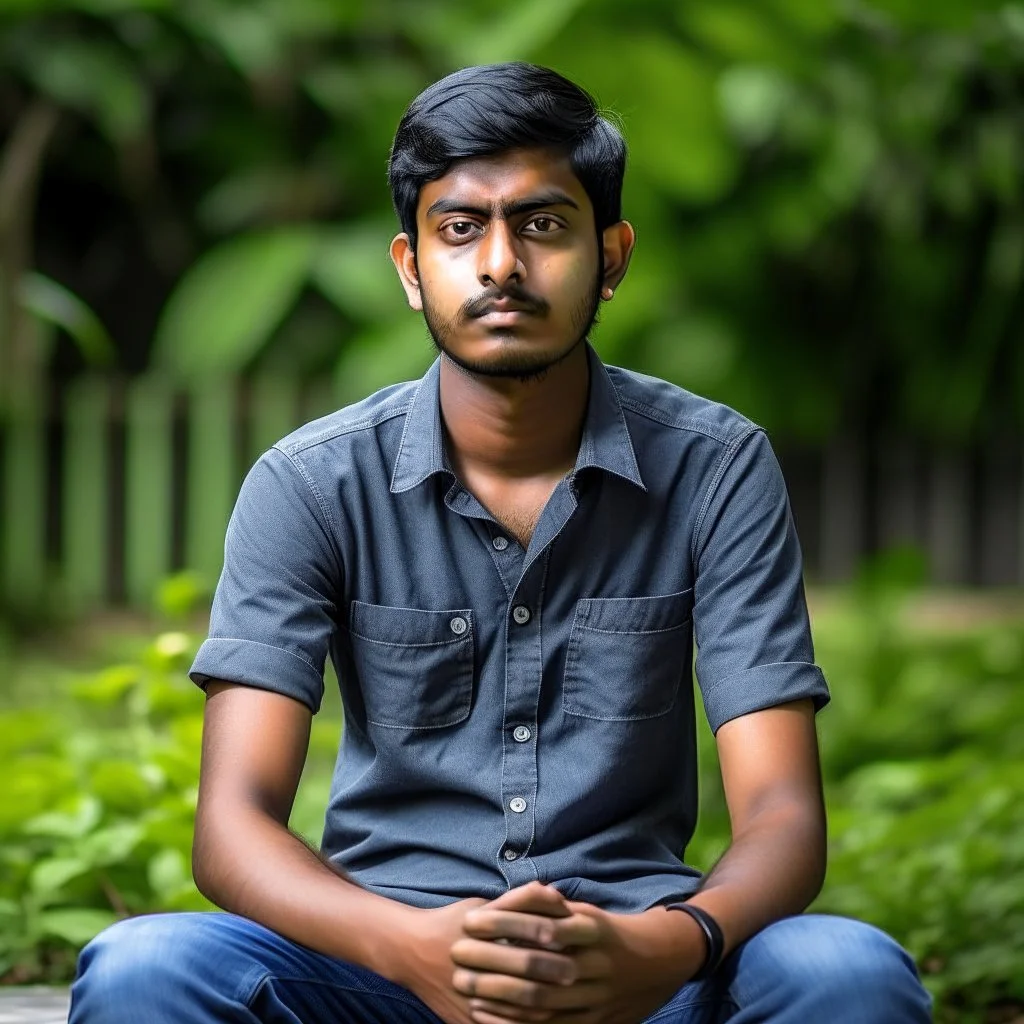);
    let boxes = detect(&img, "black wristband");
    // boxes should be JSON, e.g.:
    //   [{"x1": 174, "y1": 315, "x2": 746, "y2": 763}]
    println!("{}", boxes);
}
[{"x1": 664, "y1": 901, "x2": 725, "y2": 980}]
